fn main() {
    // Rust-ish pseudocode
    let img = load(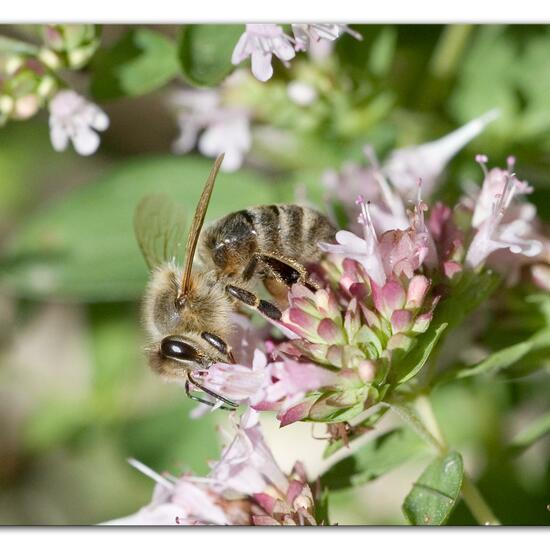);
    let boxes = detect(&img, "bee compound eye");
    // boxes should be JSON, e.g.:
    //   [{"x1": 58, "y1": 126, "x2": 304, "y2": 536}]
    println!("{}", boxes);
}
[{"x1": 160, "y1": 338, "x2": 199, "y2": 362}]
